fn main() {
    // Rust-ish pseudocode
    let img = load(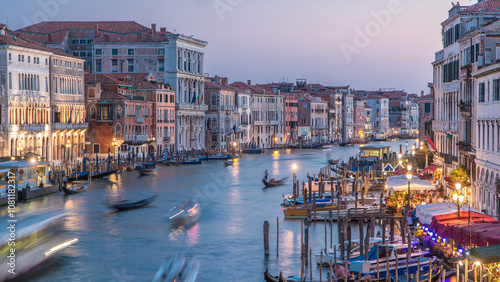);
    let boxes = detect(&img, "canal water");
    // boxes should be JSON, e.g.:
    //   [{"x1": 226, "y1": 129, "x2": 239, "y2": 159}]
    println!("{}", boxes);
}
[{"x1": 9, "y1": 140, "x2": 414, "y2": 281}]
